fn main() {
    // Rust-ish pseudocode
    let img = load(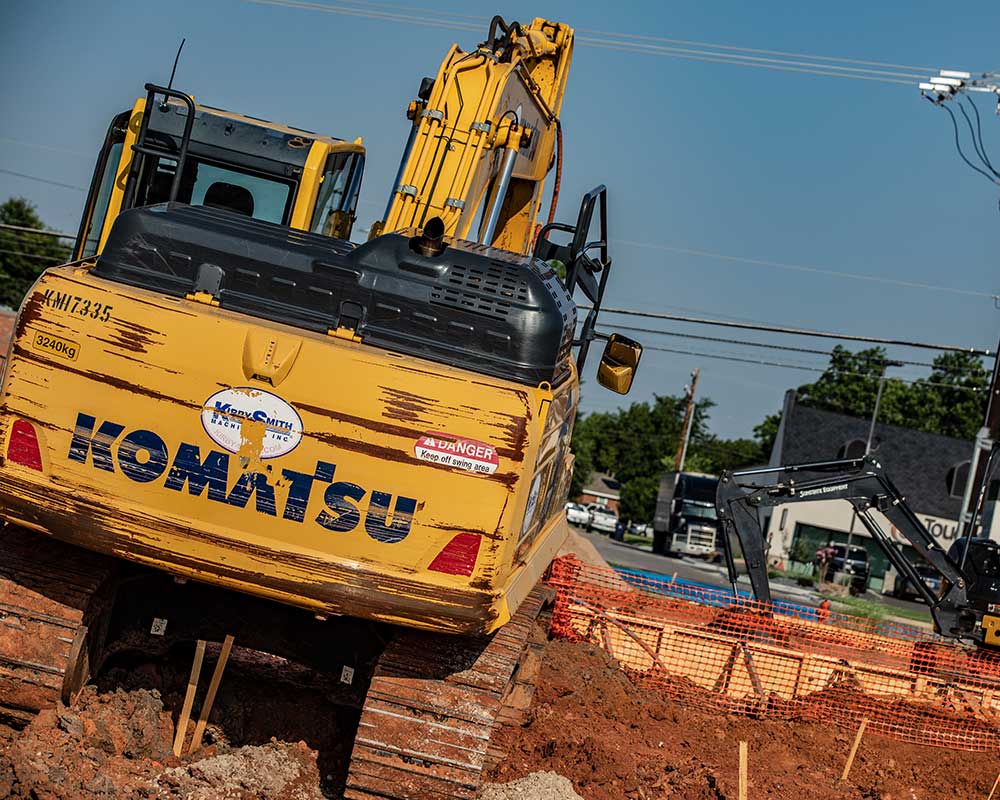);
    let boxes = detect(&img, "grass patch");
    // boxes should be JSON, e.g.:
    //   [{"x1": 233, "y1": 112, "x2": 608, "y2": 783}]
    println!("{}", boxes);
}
[
  {"x1": 830, "y1": 596, "x2": 931, "y2": 624},
  {"x1": 623, "y1": 534, "x2": 651, "y2": 546}
]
